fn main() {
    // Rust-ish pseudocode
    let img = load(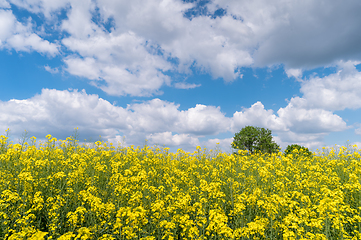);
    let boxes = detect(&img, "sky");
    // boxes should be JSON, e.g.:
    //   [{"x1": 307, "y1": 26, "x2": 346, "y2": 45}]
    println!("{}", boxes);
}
[{"x1": 1, "y1": 0, "x2": 361, "y2": 152}]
